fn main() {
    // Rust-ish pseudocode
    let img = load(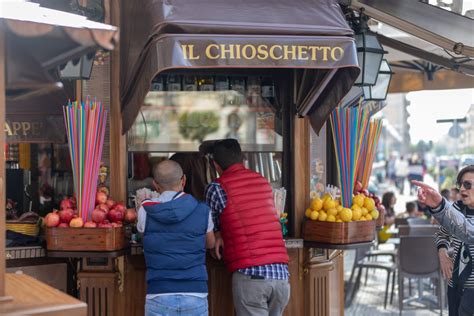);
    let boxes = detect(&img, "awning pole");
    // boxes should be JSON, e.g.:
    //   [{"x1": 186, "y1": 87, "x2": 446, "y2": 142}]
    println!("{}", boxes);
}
[{"x1": 0, "y1": 25, "x2": 6, "y2": 298}]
